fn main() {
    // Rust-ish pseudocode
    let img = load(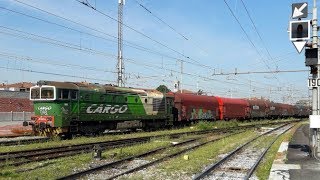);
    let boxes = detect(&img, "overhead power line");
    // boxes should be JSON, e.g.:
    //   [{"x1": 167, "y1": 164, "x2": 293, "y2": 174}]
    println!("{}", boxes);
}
[
  {"x1": 0, "y1": 66, "x2": 115, "y2": 83},
  {"x1": 239, "y1": 0, "x2": 278, "y2": 69},
  {"x1": 133, "y1": 0, "x2": 209, "y2": 57},
  {"x1": 0, "y1": 23, "x2": 289, "y2": 93},
  {"x1": 0, "y1": 51, "x2": 117, "y2": 73},
  {"x1": 3, "y1": 4, "x2": 215, "y2": 70},
  {"x1": 212, "y1": 69, "x2": 308, "y2": 76},
  {"x1": 75, "y1": 0, "x2": 214, "y2": 69},
  {"x1": 223, "y1": 0, "x2": 279, "y2": 82},
  {"x1": 133, "y1": 0, "x2": 188, "y2": 40},
  {"x1": 0, "y1": 25, "x2": 117, "y2": 59}
]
